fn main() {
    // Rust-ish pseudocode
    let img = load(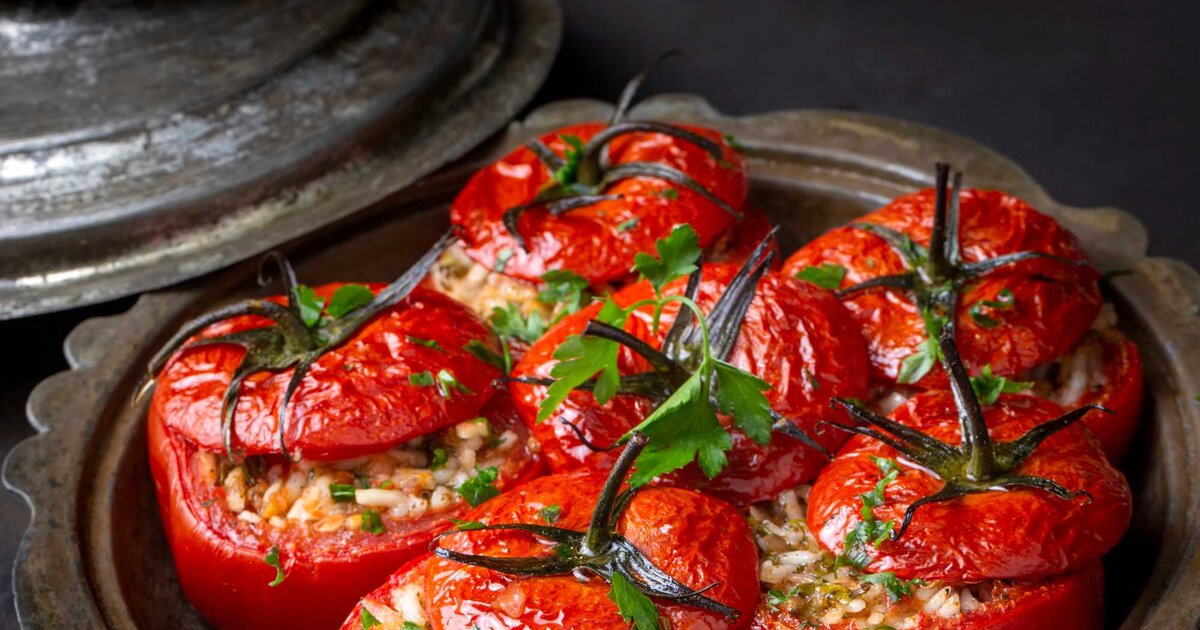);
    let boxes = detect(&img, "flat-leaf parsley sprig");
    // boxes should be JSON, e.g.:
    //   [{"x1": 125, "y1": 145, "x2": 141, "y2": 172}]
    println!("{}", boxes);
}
[{"x1": 517, "y1": 224, "x2": 826, "y2": 487}]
